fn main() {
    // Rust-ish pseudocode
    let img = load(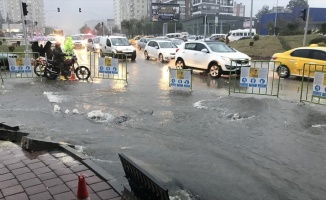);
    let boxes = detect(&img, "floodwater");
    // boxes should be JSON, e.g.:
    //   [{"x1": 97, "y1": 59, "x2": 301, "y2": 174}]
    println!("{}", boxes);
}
[{"x1": 0, "y1": 49, "x2": 325, "y2": 200}]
